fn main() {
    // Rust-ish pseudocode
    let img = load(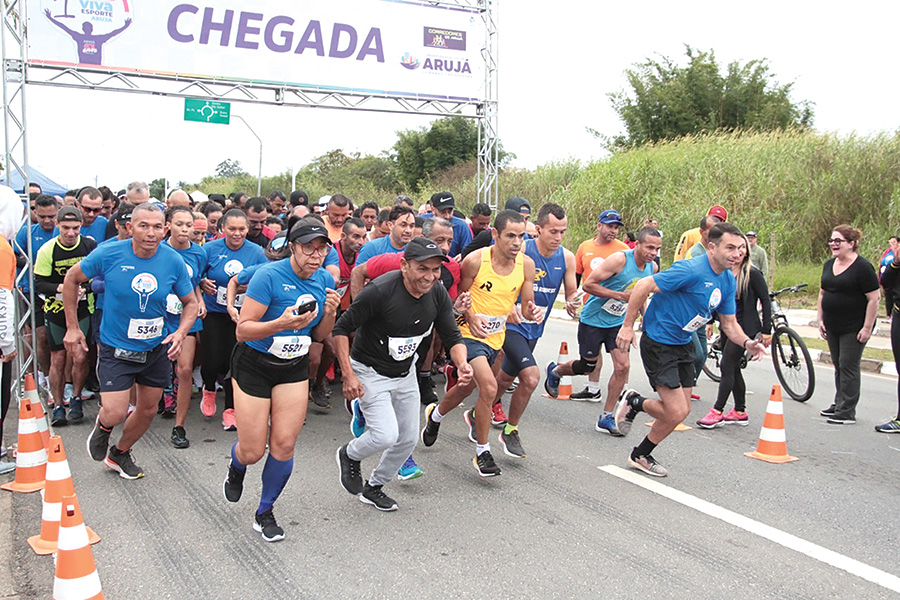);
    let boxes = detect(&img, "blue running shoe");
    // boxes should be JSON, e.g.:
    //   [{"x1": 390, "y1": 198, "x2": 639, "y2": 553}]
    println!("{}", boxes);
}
[
  {"x1": 595, "y1": 412, "x2": 623, "y2": 437},
  {"x1": 351, "y1": 399, "x2": 366, "y2": 438},
  {"x1": 397, "y1": 455, "x2": 424, "y2": 480},
  {"x1": 544, "y1": 362, "x2": 560, "y2": 398}
]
